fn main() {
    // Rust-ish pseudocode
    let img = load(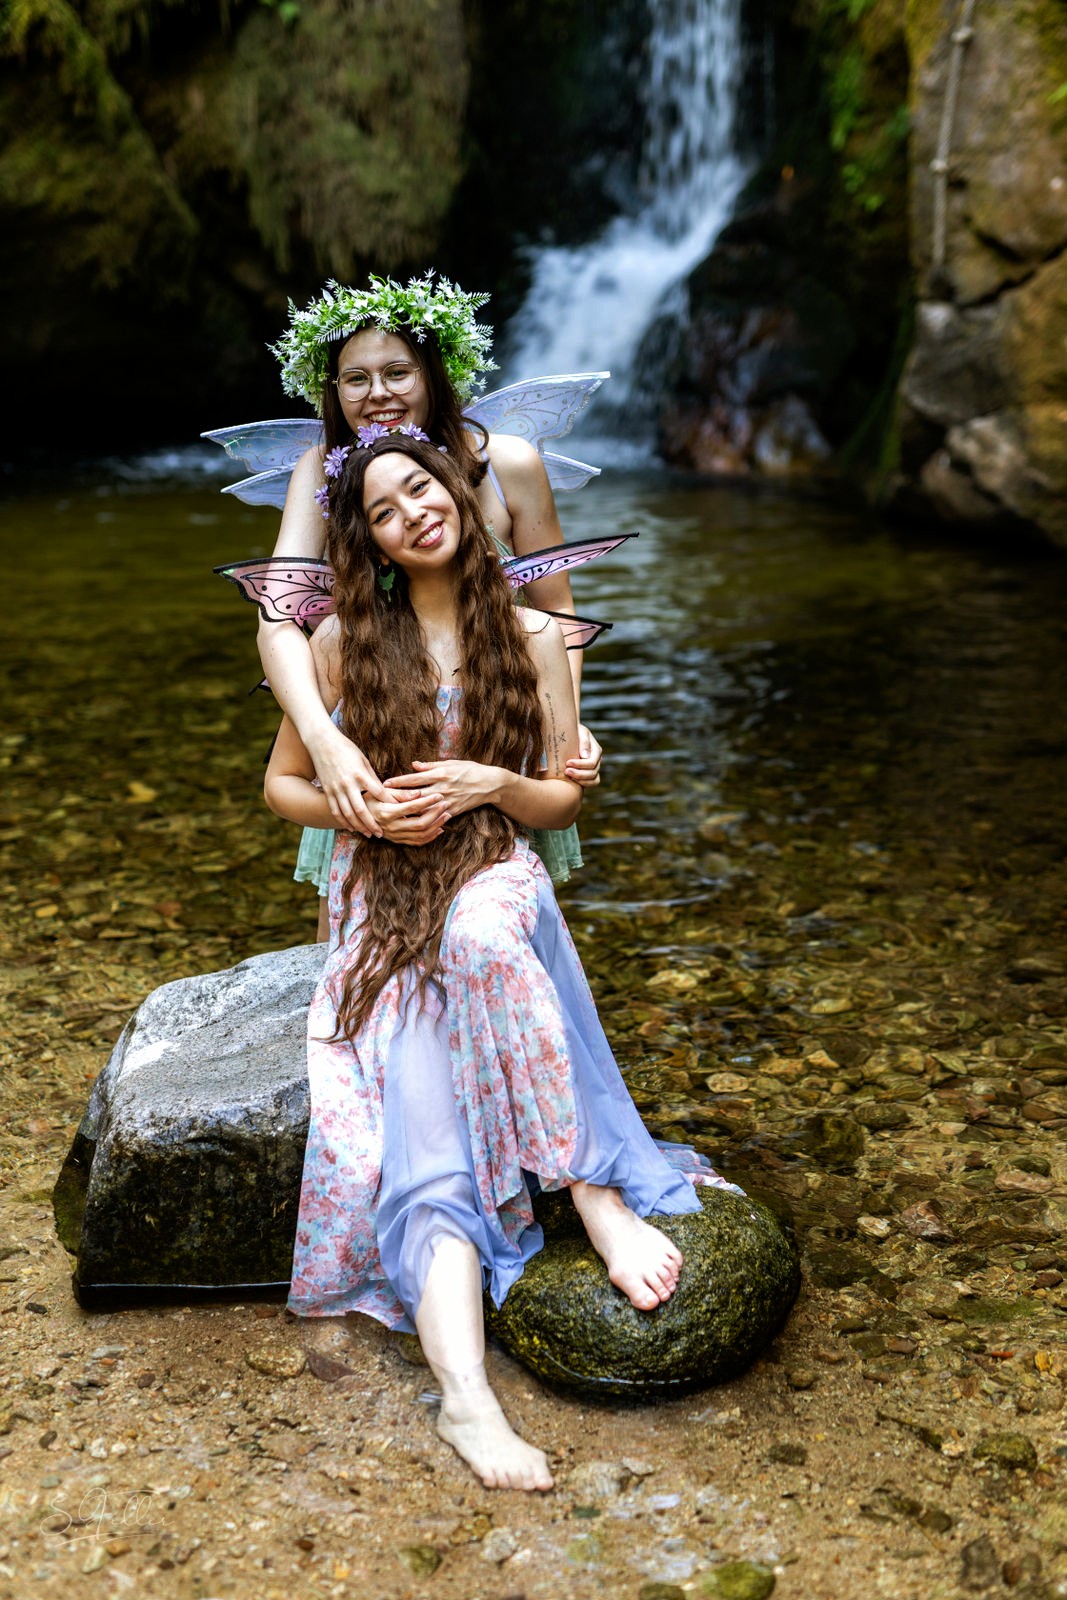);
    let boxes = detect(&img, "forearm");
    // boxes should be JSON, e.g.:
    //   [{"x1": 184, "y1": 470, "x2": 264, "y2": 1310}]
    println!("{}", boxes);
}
[
  {"x1": 264, "y1": 772, "x2": 338, "y2": 830},
  {"x1": 258, "y1": 622, "x2": 339, "y2": 752},
  {"x1": 488, "y1": 769, "x2": 582, "y2": 831}
]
